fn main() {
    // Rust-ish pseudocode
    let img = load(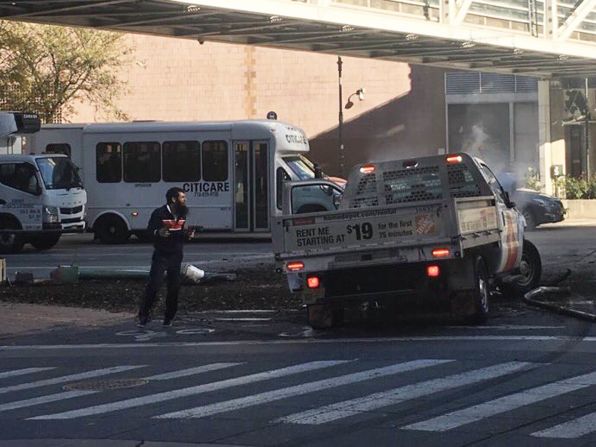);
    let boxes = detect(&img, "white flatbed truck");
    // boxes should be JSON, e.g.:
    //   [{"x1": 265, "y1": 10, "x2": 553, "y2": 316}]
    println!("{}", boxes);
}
[{"x1": 273, "y1": 153, "x2": 541, "y2": 328}]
